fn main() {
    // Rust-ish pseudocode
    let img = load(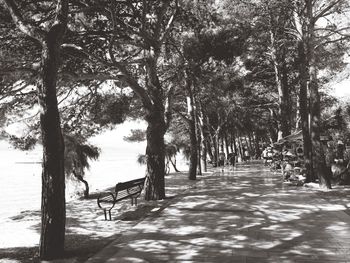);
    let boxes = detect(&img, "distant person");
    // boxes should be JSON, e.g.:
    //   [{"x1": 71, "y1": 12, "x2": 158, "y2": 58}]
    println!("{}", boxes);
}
[
  {"x1": 244, "y1": 149, "x2": 250, "y2": 162},
  {"x1": 262, "y1": 148, "x2": 268, "y2": 166},
  {"x1": 228, "y1": 152, "x2": 236, "y2": 167},
  {"x1": 218, "y1": 151, "x2": 226, "y2": 166}
]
